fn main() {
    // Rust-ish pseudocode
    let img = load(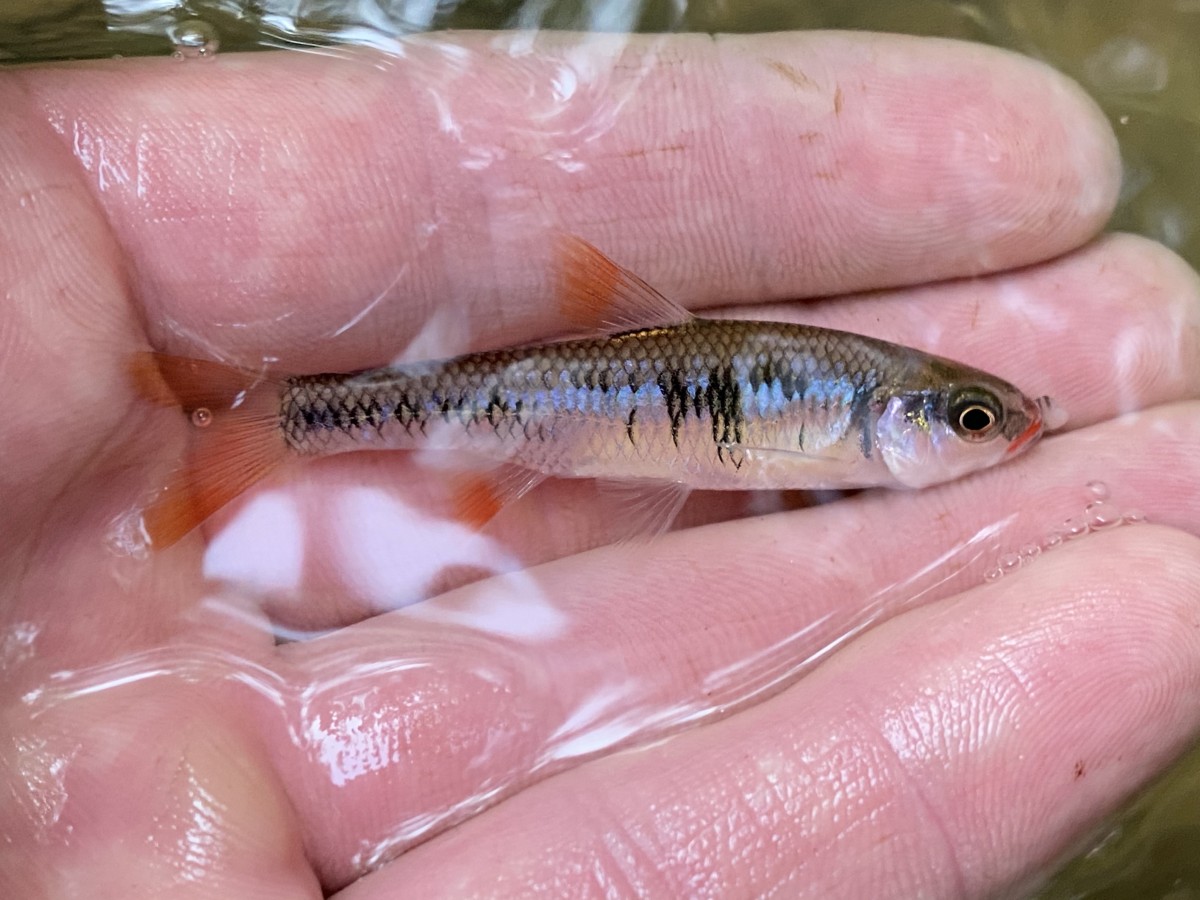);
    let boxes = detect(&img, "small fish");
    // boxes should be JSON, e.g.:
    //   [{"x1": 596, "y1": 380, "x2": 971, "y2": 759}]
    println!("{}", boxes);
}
[{"x1": 130, "y1": 237, "x2": 1053, "y2": 548}]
